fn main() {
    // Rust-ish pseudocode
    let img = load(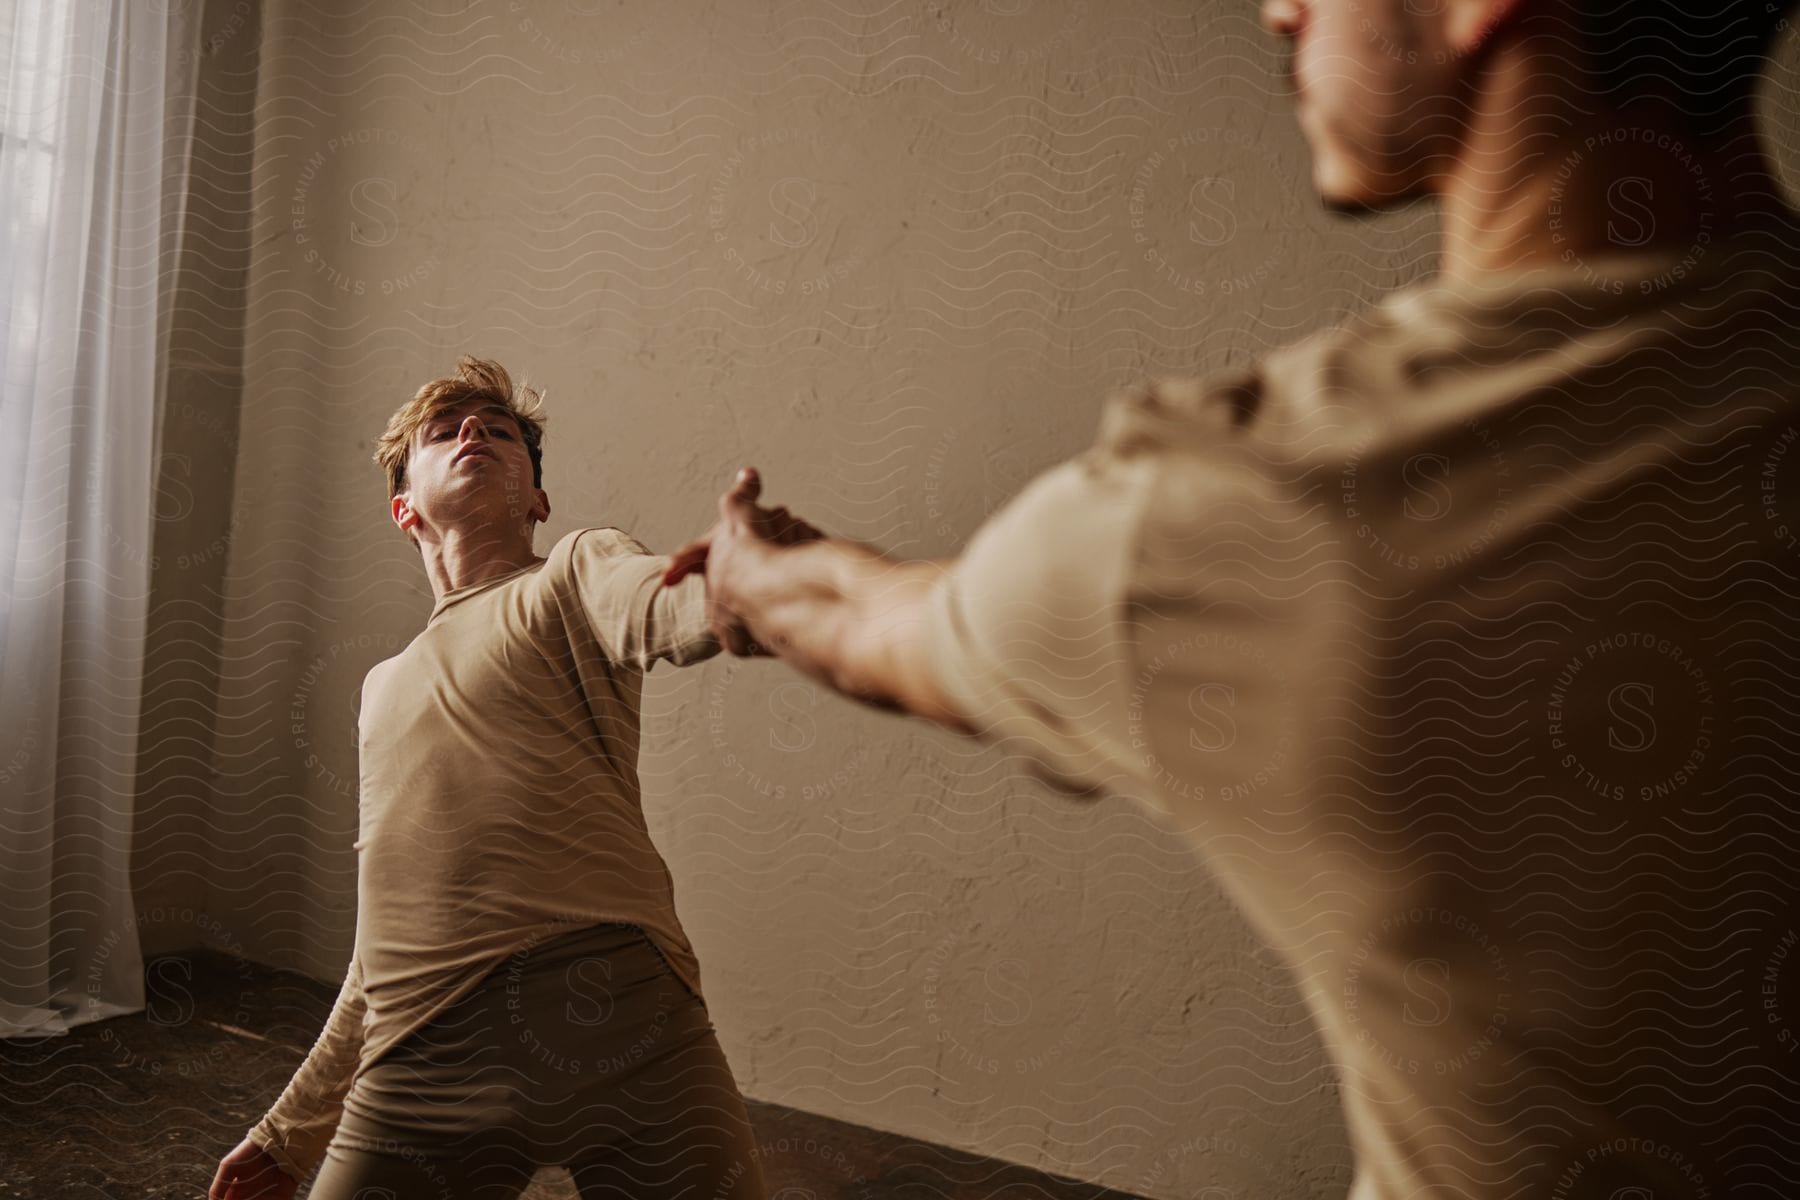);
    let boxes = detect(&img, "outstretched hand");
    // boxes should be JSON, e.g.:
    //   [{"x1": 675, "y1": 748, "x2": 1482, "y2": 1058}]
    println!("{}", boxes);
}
[{"x1": 663, "y1": 467, "x2": 826, "y2": 656}]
